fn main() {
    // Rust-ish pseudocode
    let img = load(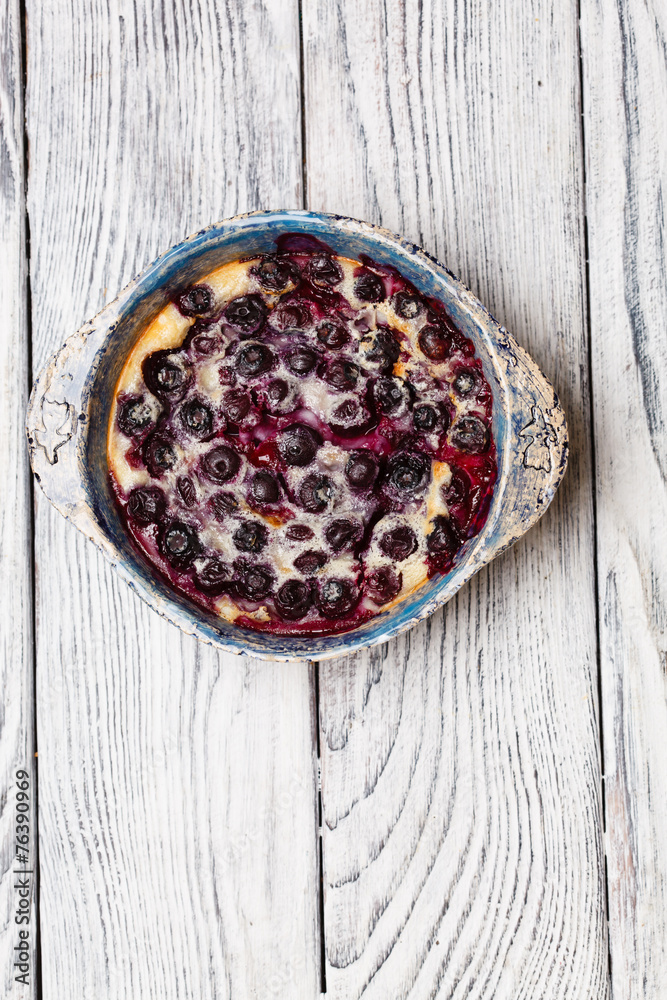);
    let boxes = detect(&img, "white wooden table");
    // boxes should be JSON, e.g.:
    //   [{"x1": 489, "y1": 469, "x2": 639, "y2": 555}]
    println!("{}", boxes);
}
[{"x1": 1, "y1": 1, "x2": 665, "y2": 997}]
